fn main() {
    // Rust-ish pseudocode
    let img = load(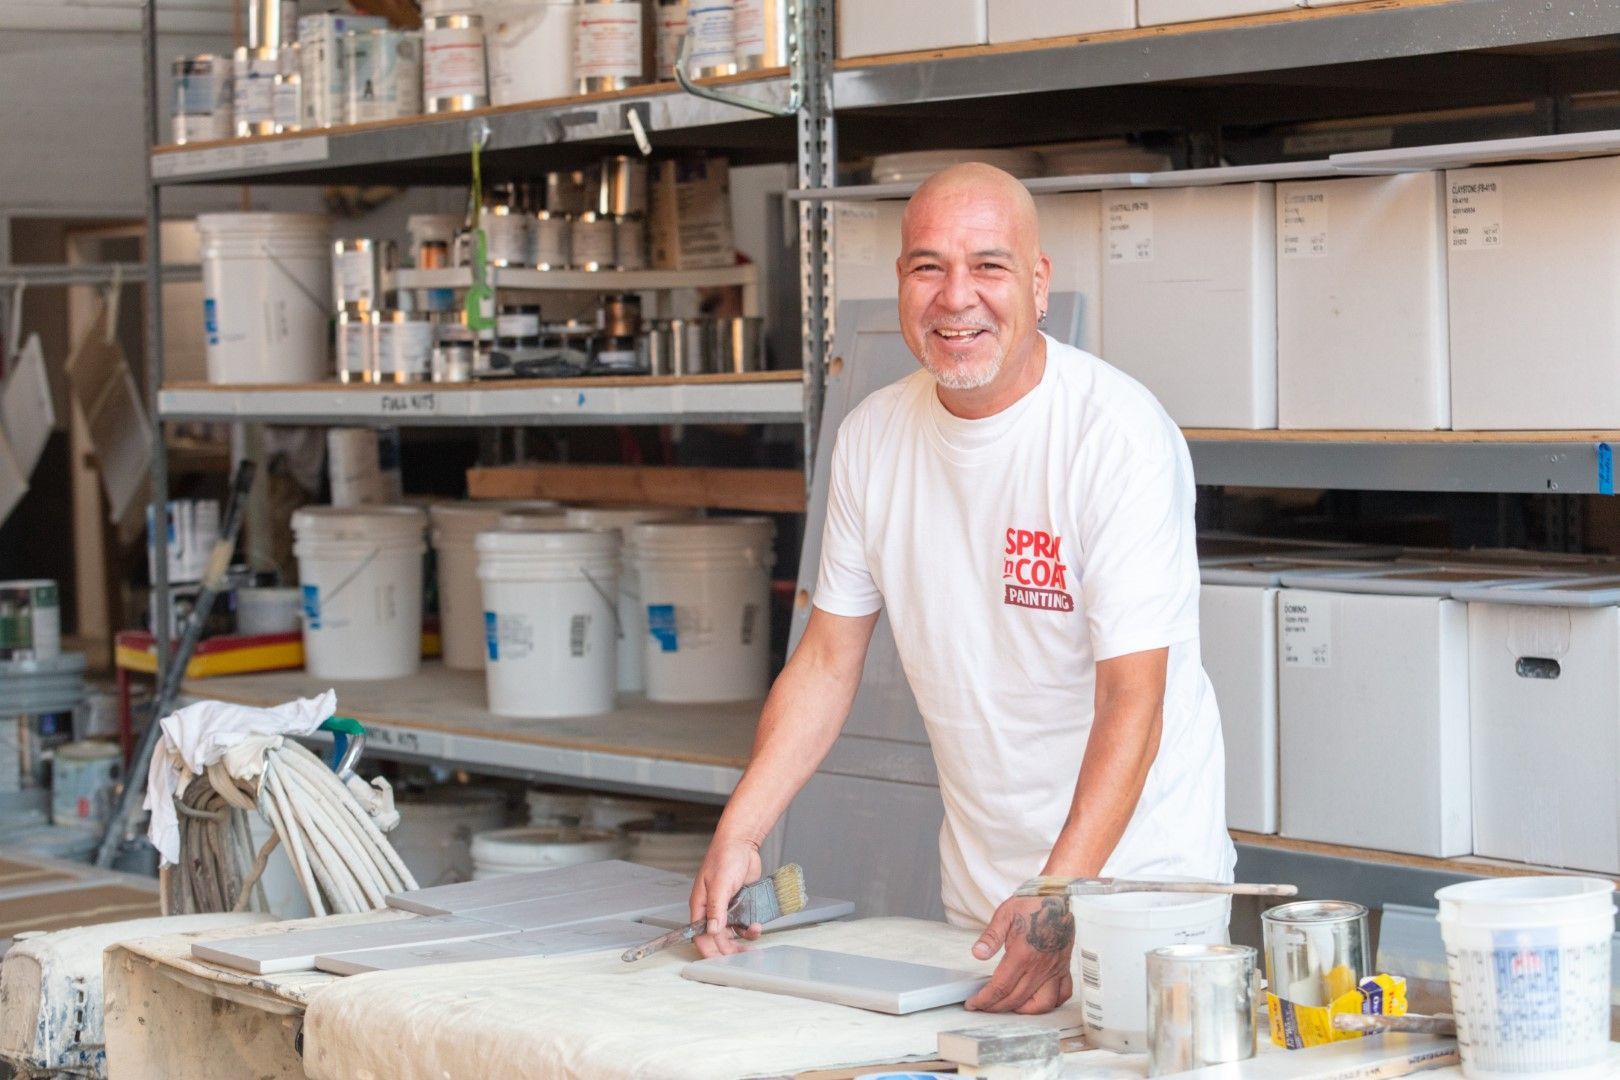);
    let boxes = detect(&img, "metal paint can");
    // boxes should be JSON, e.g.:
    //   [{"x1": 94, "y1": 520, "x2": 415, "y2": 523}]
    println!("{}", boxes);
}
[
  {"x1": 344, "y1": 29, "x2": 424, "y2": 123},
  {"x1": 711, "y1": 315, "x2": 764, "y2": 372},
  {"x1": 734, "y1": 0, "x2": 786, "y2": 70},
  {"x1": 573, "y1": 0, "x2": 645, "y2": 93},
  {"x1": 484, "y1": 203, "x2": 532, "y2": 267},
  {"x1": 1146, "y1": 944, "x2": 1258, "y2": 1076},
  {"x1": 613, "y1": 214, "x2": 647, "y2": 270},
  {"x1": 645, "y1": 320, "x2": 675, "y2": 374},
  {"x1": 571, "y1": 211, "x2": 617, "y2": 270},
  {"x1": 684, "y1": 0, "x2": 737, "y2": 78},
  {"x1": 531, "y1": 210, "x2": 571, "y2": 270},
  {"x1": 374, "y1": 310, "x2": 435, "y2": 383},
  {"x1": 668, "y1": 317, "x2": 711, "y2": 374},
  {"x1": 50, "y1": 741, "x2": 122, "y2": 832},
  {"x1": 271, "y1": 66, "x2": 301, "y2": 132},
  {"x1": 654, "y1": 0, "x2": 687, "y2": 81},
  {"x1": 1262, "y1": 900, "x2": 1370, "y2": 1048},
  {"x1": 545, "y1": 169, "x2": 592, "y2": 215},
  {"x1": 336, "y1": 309, "x2": 376, "y2": 384},
  {"x1": 423, "y1": 13, "x2": 490, "y2": 112},
  {"x1": 232, "y1": 46, "x2": 281, "y2": 136},
  {"x1": 432, "y1": 317, "x2": 477, "y2": 383},
  {"x1": 0, "y1": 581, "x2": 60, "y2": 662},
  {"x1": 172, "y1": 55, "x2": 233, "y2": 144},
  {"x1": 332, "y1": 238, "x2": 397, "y2": 314},
  {"x1": 599, "y1": 155, "x2": 649, "y2": 215}
]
